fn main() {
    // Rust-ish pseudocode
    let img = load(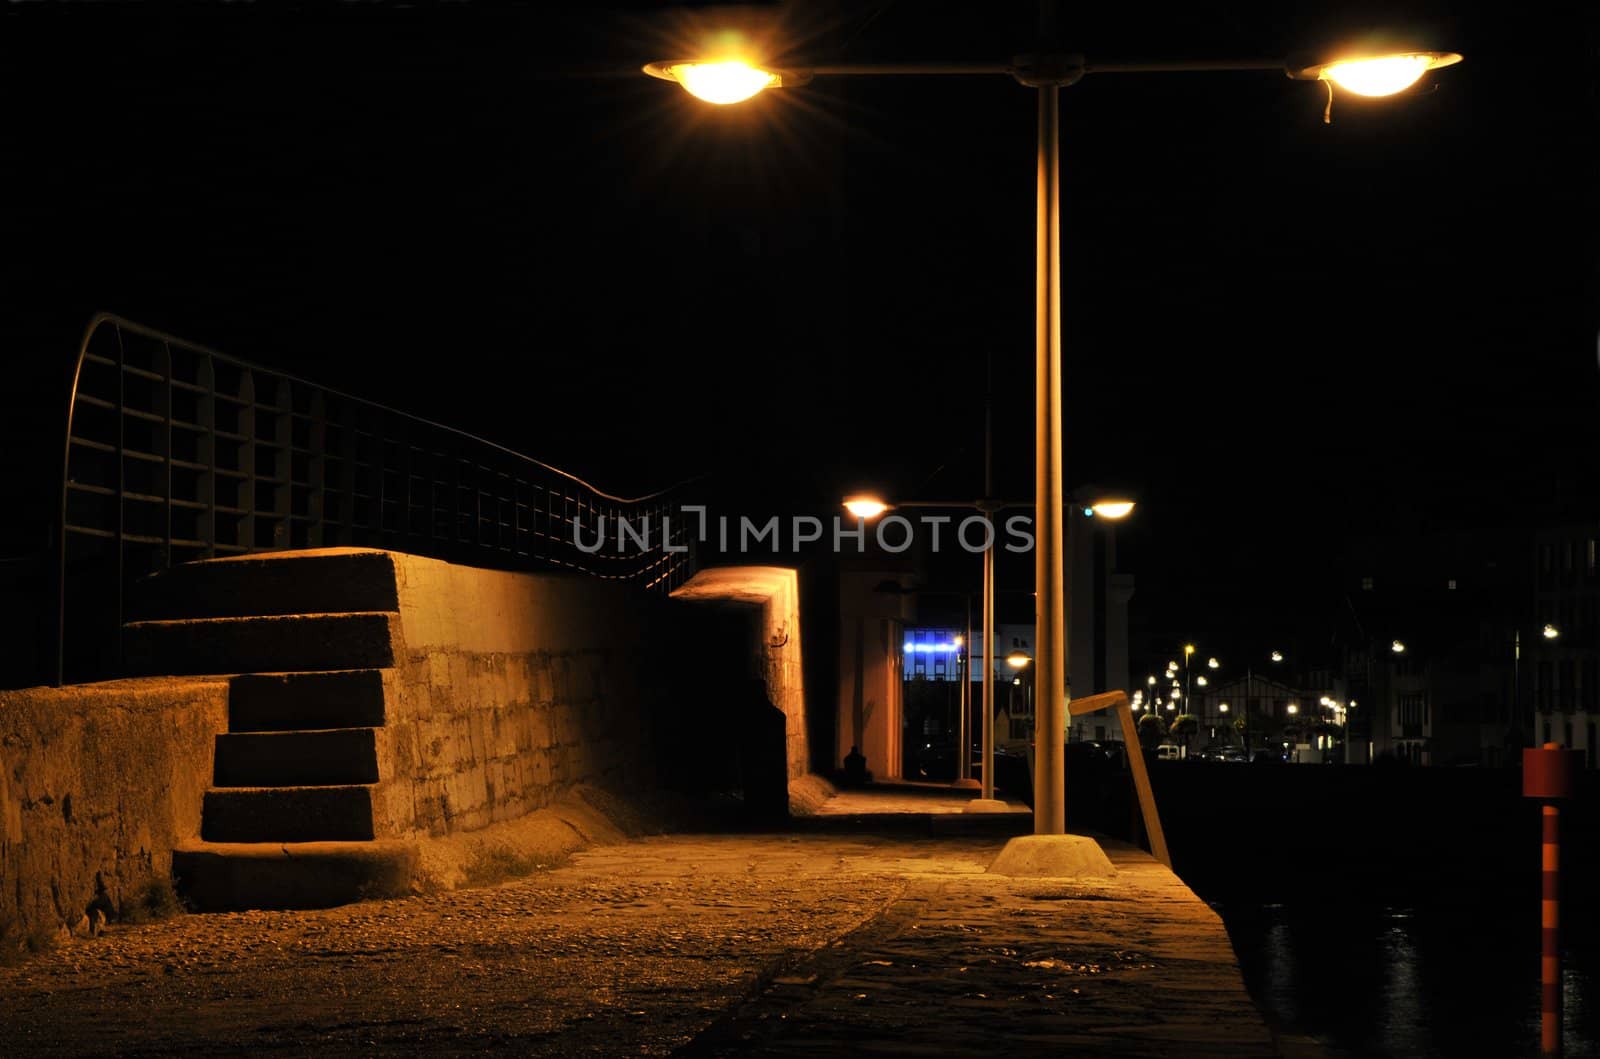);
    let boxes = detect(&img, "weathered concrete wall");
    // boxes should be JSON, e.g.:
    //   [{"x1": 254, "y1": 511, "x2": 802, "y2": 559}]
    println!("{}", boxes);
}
[
  {"x1": 0, "y1": 679, "x2": 229, "y2": 935},
  {"x1": 374, "y1": 556, "x2": 668, "y2": 839}
]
